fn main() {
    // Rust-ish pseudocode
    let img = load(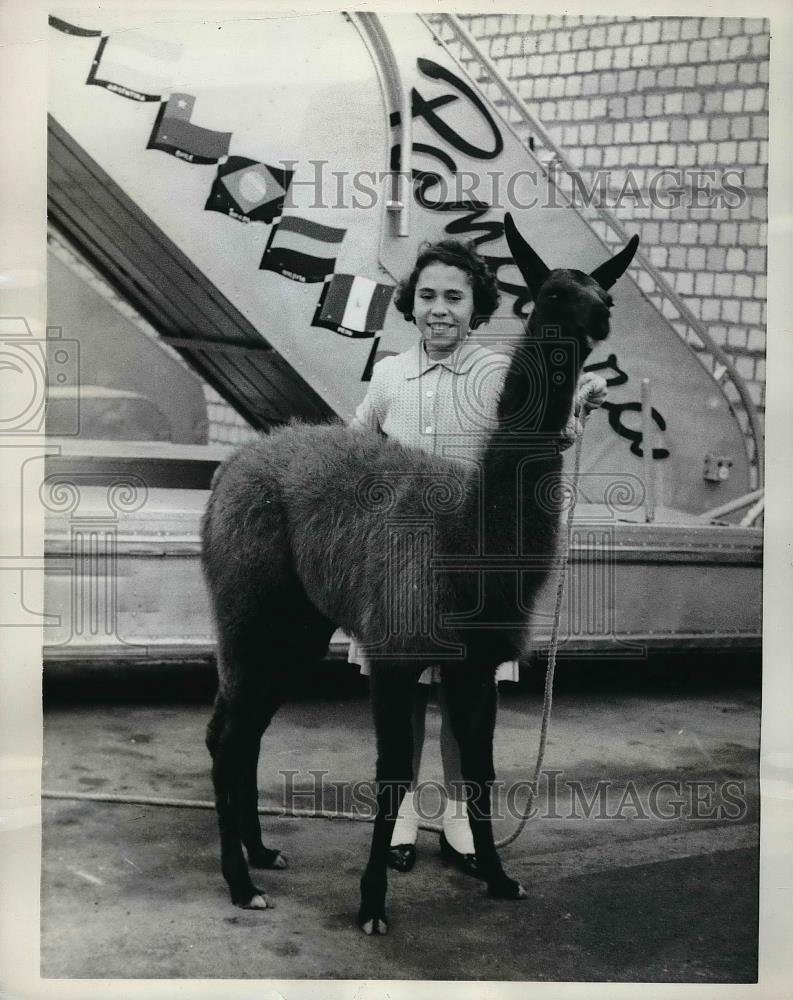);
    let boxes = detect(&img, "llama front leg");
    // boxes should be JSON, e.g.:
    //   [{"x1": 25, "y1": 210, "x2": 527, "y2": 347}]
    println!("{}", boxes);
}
[
  {"x1": 358, "y1": 663, "x2": 420, "y2": 935},
  {"x1": 441, "y1": 664, "x2": 527, "y2": 901}
]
